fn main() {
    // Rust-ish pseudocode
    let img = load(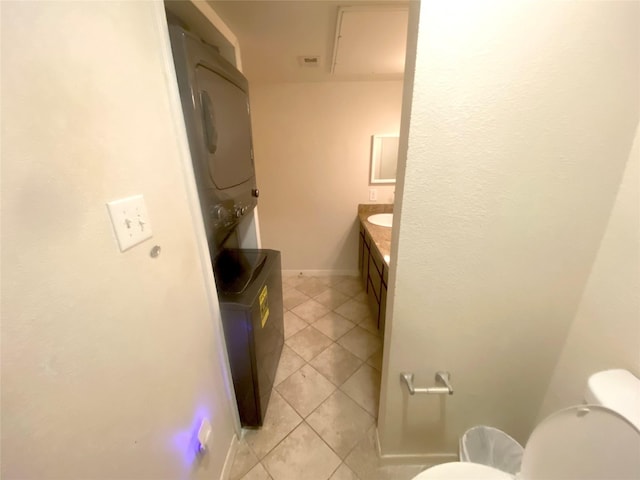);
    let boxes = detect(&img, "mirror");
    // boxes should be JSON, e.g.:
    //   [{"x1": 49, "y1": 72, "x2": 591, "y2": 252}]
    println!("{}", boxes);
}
[{"x1": 370, "y1": 134, "x2": 399, "y2": 184}]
